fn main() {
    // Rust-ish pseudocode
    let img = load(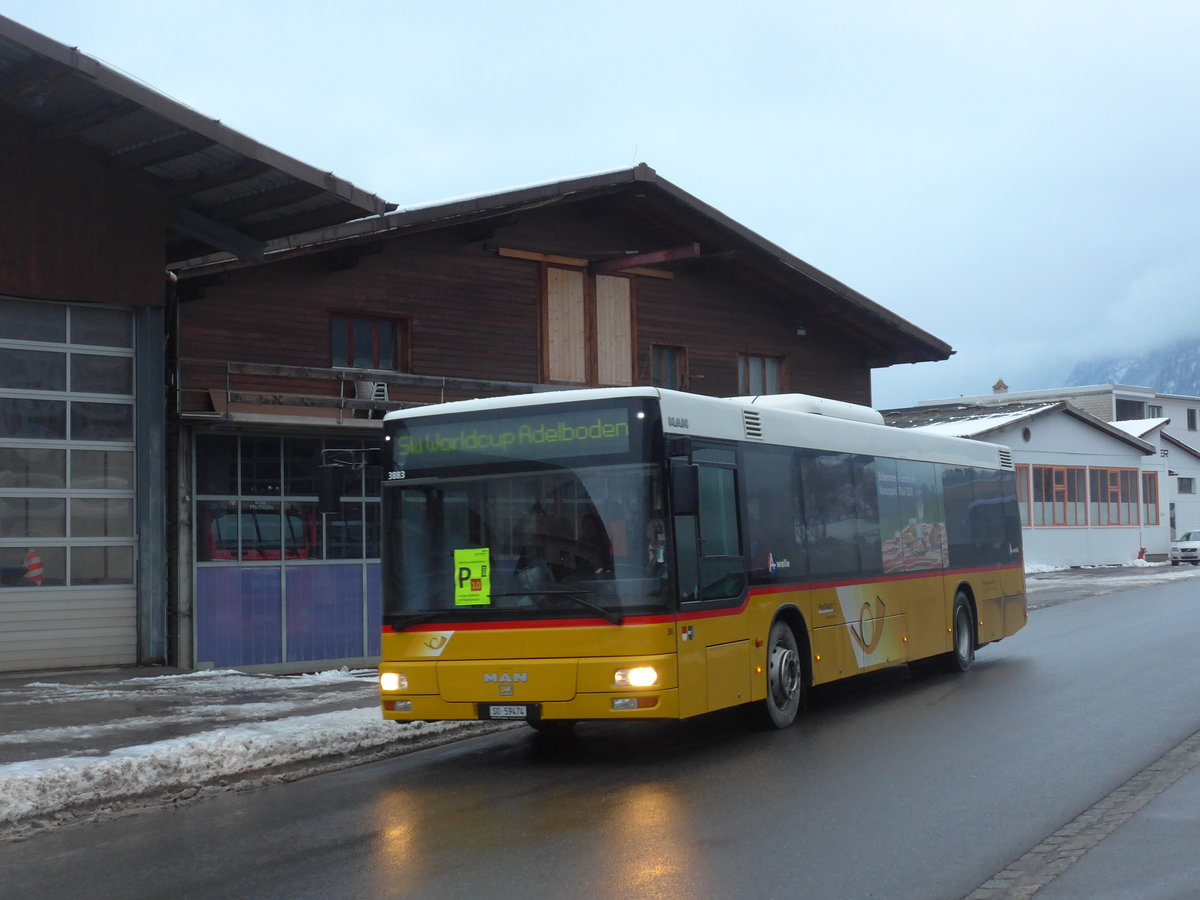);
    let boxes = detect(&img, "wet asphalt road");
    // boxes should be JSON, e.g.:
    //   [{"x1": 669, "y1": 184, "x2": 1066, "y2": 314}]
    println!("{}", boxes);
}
[{"x1": 4, "y1": 571, "x2": 1200, "y2": 899}]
